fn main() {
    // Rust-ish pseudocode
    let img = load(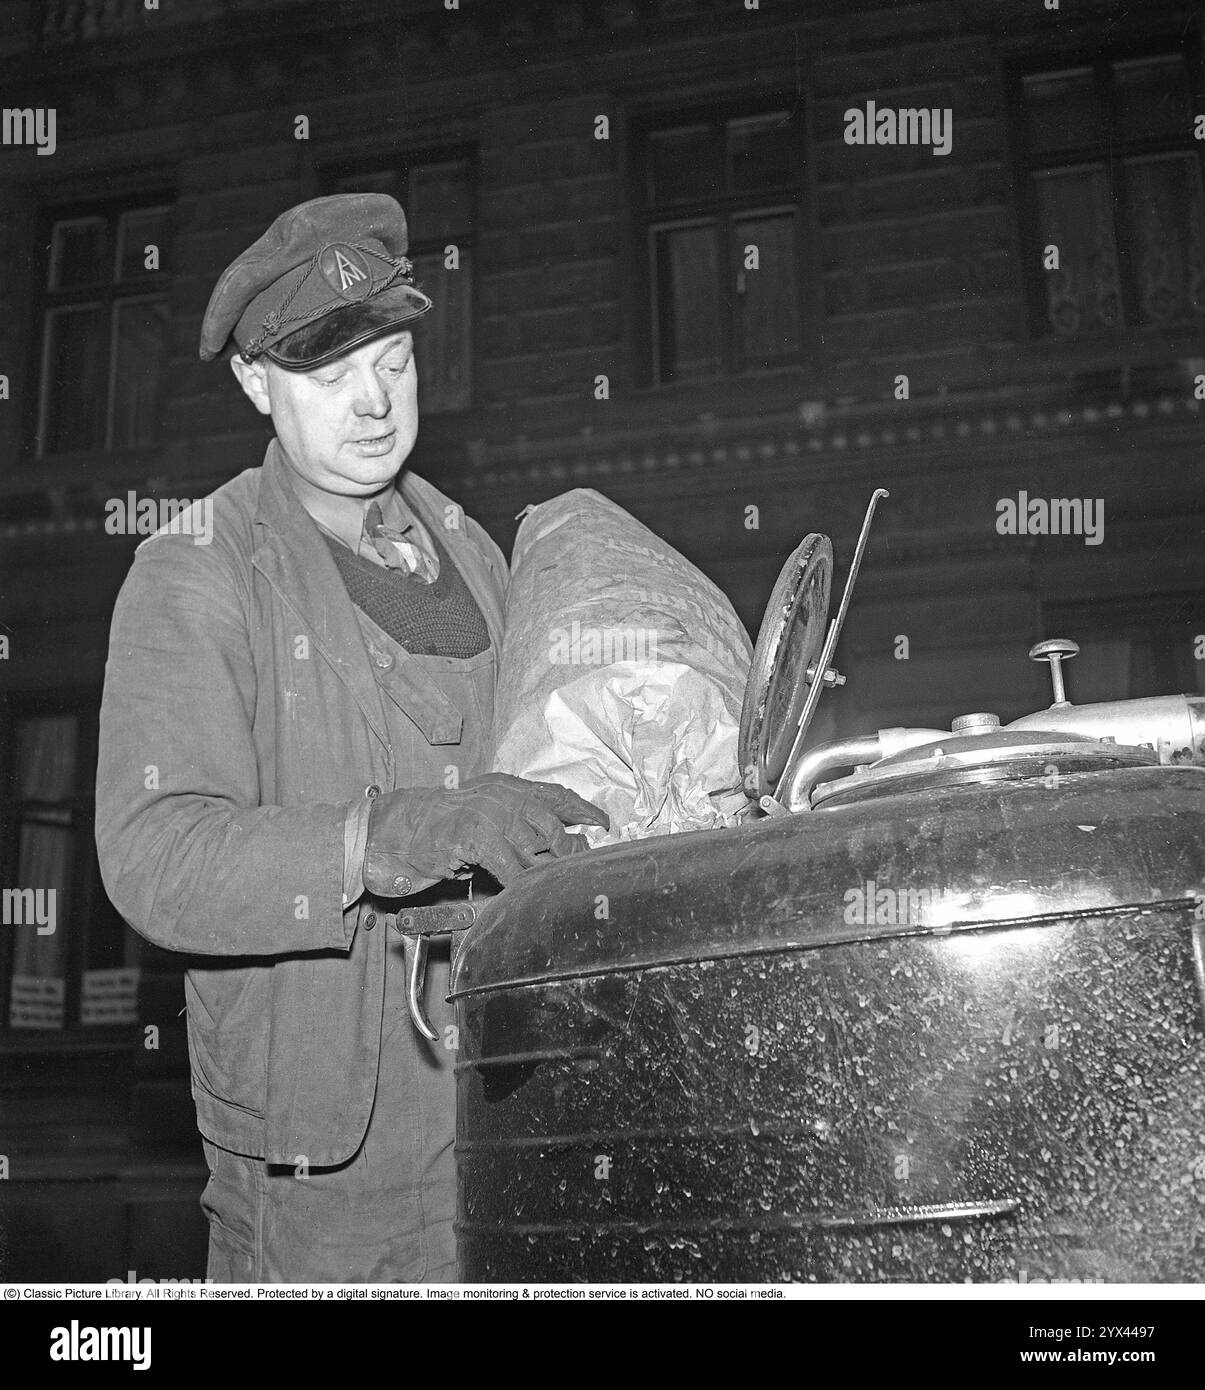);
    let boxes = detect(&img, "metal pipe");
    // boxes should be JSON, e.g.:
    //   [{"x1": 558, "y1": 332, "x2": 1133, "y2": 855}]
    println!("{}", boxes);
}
[
  {"x1": 1006, "y1": 695, "x2": 1205, "y2": 767},
  {"x1": 781, "y1": 727, "x2": 948, "y2": 812}
]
